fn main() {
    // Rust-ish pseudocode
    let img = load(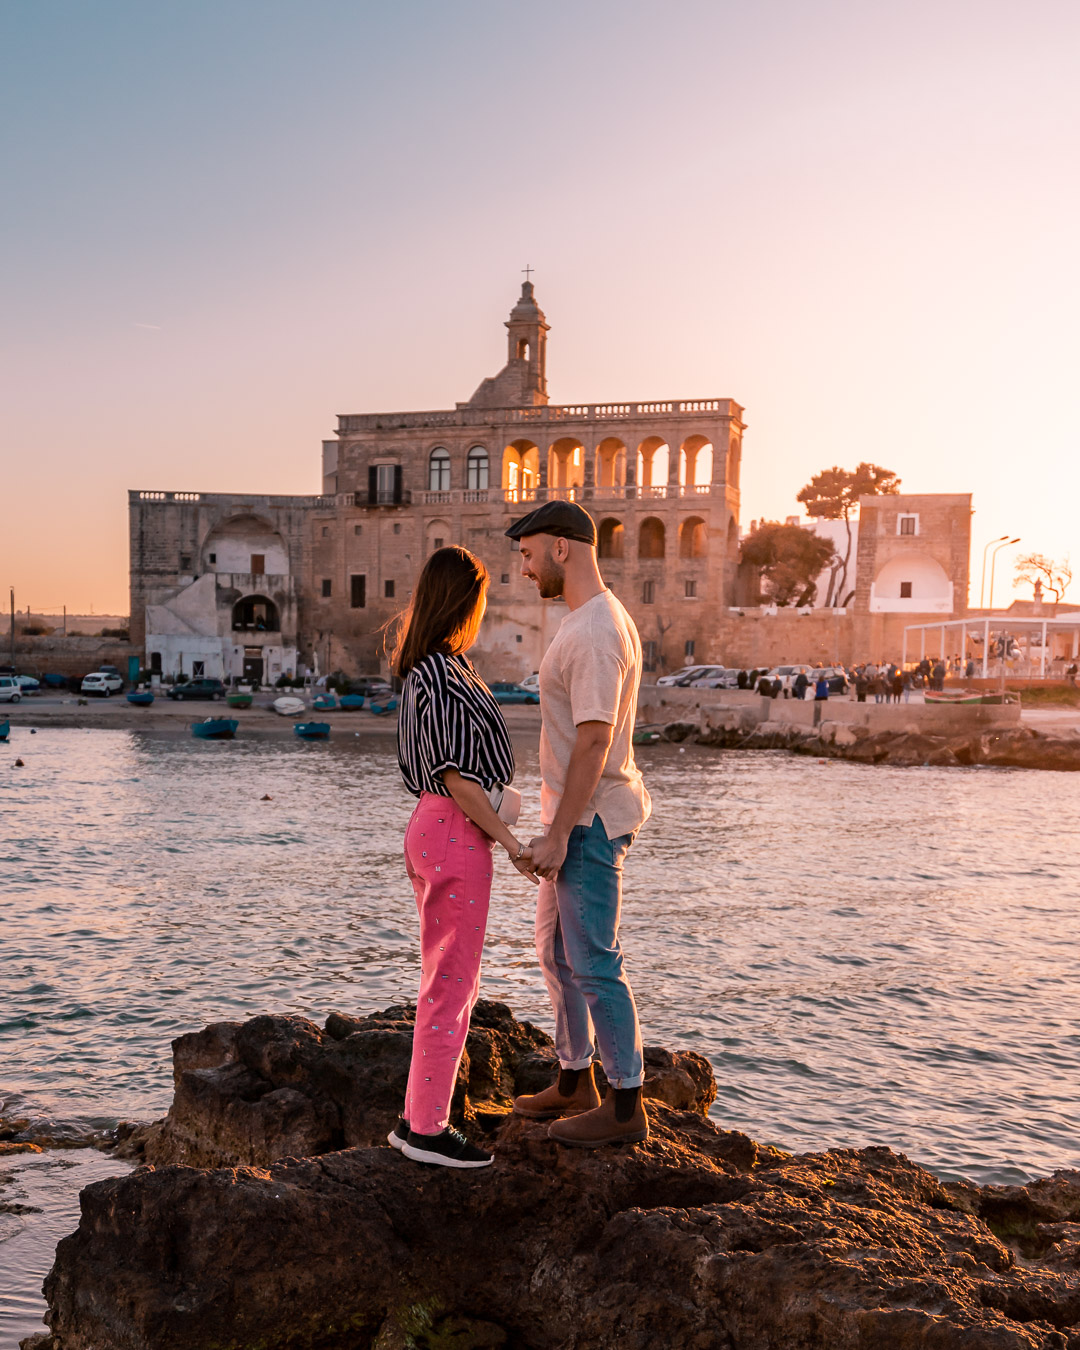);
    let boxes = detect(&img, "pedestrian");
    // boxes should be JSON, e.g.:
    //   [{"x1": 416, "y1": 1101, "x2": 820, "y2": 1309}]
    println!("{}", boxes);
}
[
  {"x1": 507, "y1": 501, "x2": 652, "y2": 1147},
  {"x1": 854, "y1": 668, "x2": 868, "y2": 703},
  {"x1": 793, "y1": 671, "x2": 809, "y2": 700},
  {"x1": 891, "y1": 668, "x2": 903, "y2": 703},
  {"x1": 389, "y1": 546, "x2": 537, "y2": 1170},
  {"x1": 814, "y1": 672, "x2": 829, "y2": 701}
]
